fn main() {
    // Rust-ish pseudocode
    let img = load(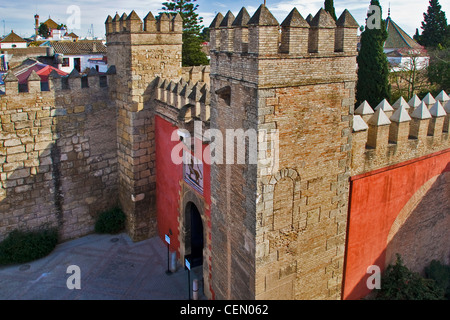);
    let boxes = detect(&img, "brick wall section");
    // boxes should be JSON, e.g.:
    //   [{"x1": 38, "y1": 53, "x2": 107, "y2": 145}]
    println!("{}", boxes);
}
[
  {"x1": 210, "y1": 79, "x2": 258, "y2": 300},
  {"x1": 0, "y1": 74, "x2": 118, "y2": 242},
  {"x1": 256, "y1": 82, "x2": 354, "y2": 300}
]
